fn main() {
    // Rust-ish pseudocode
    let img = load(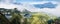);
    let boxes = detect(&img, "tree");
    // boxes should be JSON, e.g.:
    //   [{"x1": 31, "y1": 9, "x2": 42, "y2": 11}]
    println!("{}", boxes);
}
[
  {"x1": 47, "y1": 19, "x2": 54, "y2": 24},
  {"x1": 22, "y1": 9, "x2": 31, "y2": 24},
  {"x1": 54, "y1": 17, "x2": 60, "y2": 24},
  {"x1": 0, "y1": 12, "x2": 10, "y2": 24},
  {"x1": 10, "y1": 9, "x2": 22, "y2": 24}
]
